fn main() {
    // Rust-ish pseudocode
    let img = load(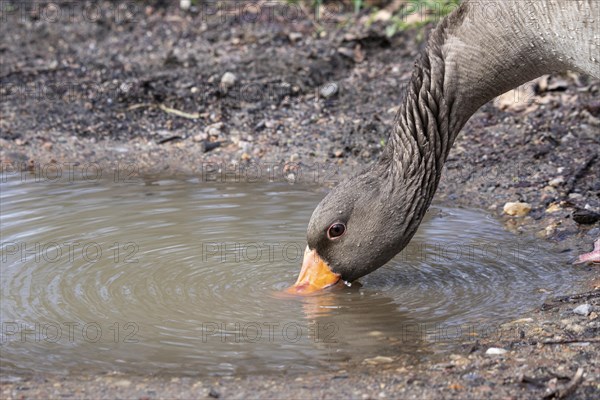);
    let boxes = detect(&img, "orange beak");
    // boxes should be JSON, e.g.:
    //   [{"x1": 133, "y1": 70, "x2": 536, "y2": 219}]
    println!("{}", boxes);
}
[{"x1": 286, "y1": 246, "x2": 341, "y2": 295}]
